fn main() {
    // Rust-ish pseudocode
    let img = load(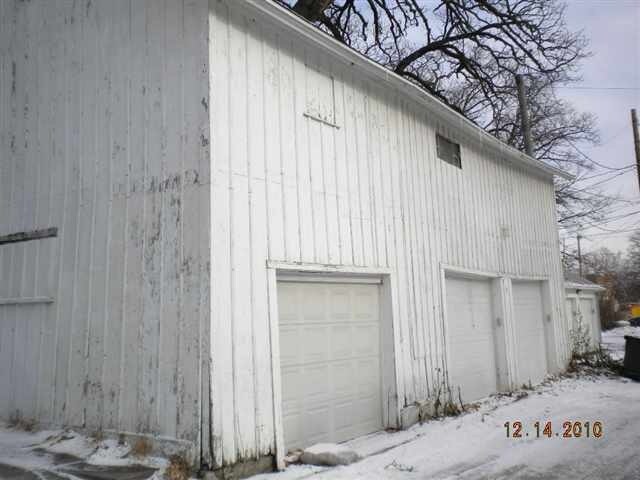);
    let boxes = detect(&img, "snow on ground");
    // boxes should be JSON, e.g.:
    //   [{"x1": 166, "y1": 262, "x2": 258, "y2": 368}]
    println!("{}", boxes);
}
[
  {"x1": 2, "y1": 328, "x2": 638, "y2": 479},
  {"x1": 602, "y1": 325, "x2": 640, "y2": 360},
  {"x1": 254, "y1": 375, "x2": 640, "y2": 480},
  {"x1": 253, "y1": 327, "x2": 640, "y2": 480},
  {"x1": 0, "y1": 427, "x2": 167, "y2": 479}
]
